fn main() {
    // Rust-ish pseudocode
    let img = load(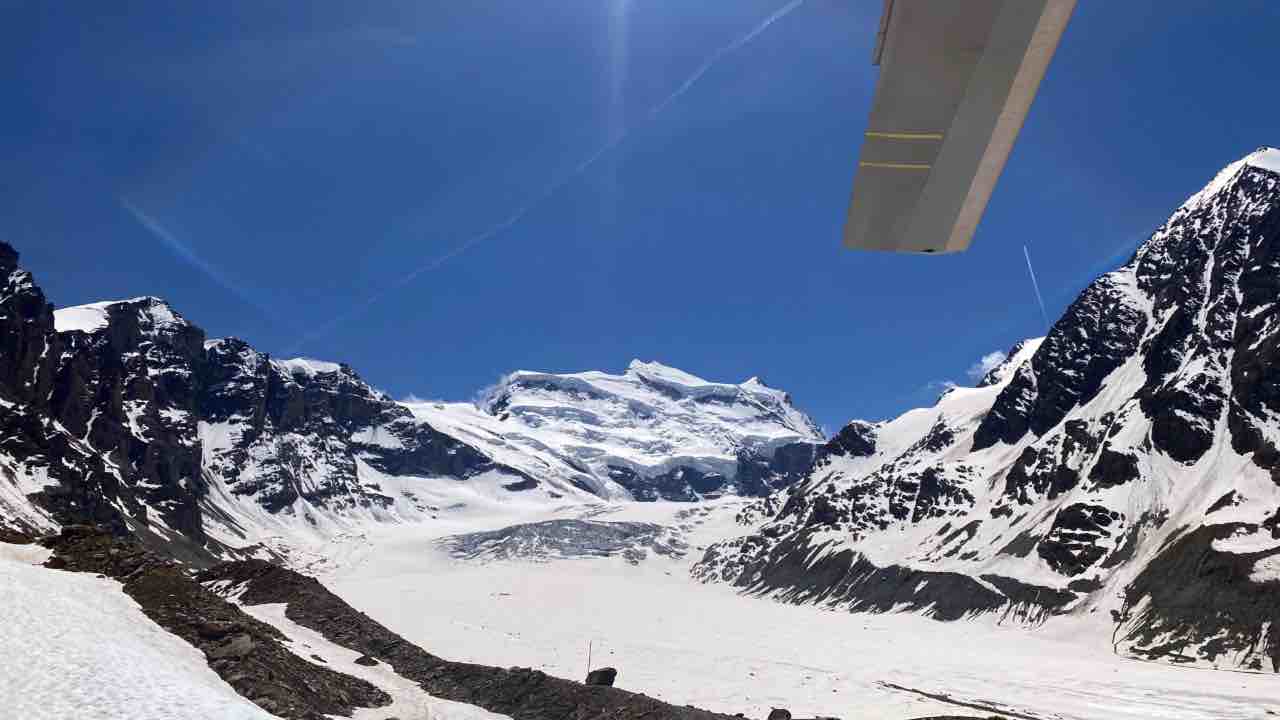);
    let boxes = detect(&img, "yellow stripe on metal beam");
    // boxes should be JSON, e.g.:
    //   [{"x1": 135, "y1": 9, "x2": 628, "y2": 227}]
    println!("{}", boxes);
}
[
  {"x1": 845, "y1": 0, "x2": 1077, "y2": 254},
  {"x1": 858, "y1": 161, "x2": 932, "y2": 170},
  {"x1": 864, "y1": 131, "x2": 944, "y2": 141}
]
